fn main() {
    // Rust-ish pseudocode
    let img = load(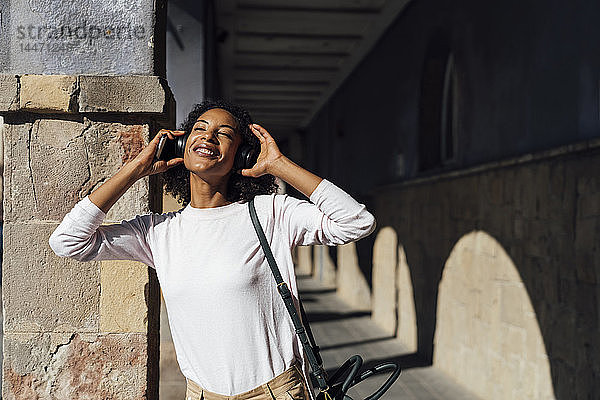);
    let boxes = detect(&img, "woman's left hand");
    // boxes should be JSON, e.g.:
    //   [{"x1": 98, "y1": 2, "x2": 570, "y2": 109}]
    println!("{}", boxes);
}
[{"x1": 241, "y1": 123, "x2": 284, "y2": 178}]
